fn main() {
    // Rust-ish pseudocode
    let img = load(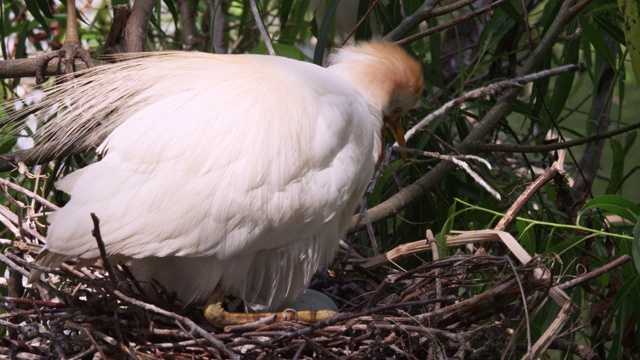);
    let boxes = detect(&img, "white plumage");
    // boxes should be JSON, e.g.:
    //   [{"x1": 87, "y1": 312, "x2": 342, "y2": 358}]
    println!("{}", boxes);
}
[{"x1": 26, "y1": 41, "x2": 423, "y2": 311}]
